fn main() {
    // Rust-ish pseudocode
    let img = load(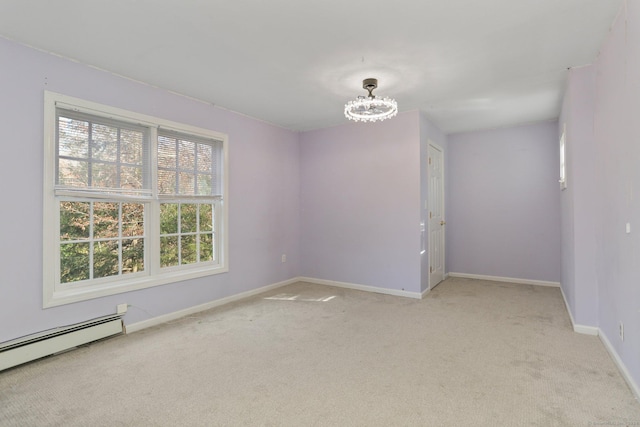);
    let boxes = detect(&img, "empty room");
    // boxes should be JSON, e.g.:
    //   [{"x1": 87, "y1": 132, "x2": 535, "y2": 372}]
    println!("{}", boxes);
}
[{"x1": 1, "y1": 0, "x2": 639, "y2": 425}]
